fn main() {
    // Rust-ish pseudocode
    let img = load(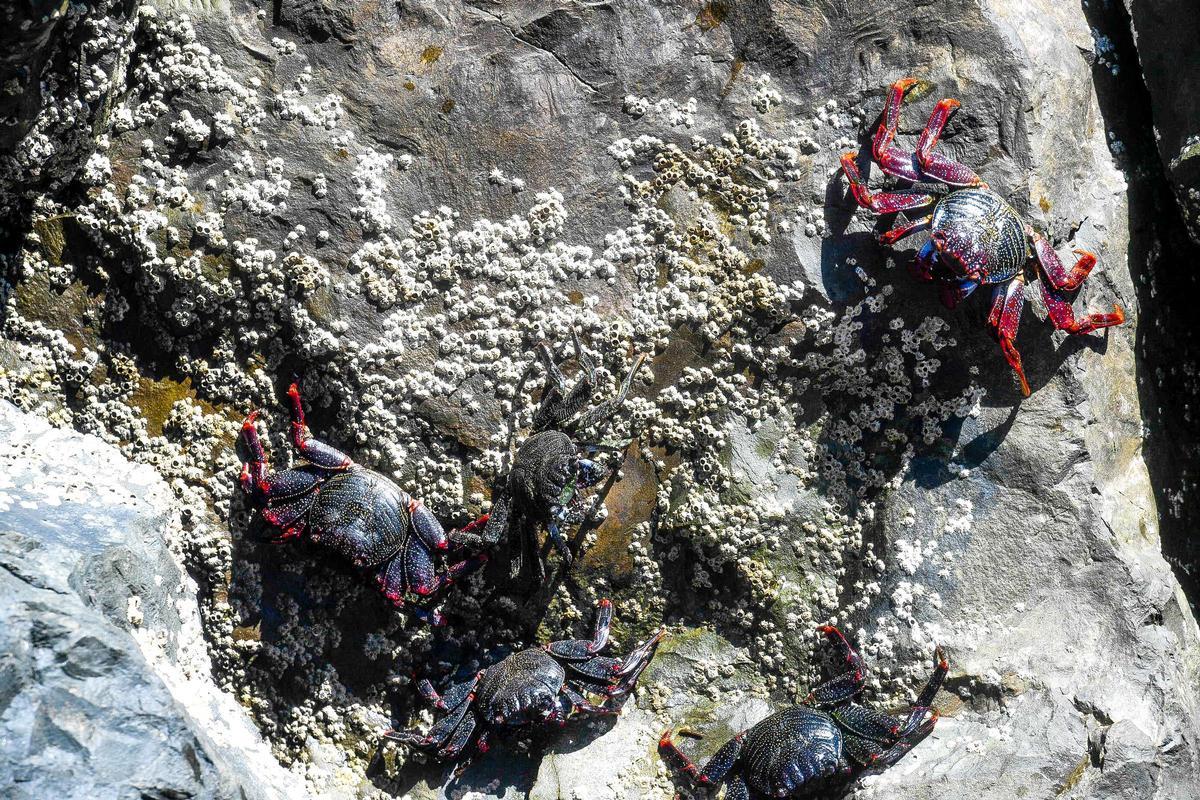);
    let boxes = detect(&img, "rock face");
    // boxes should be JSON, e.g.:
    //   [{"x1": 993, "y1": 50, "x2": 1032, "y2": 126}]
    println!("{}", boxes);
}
[
  {"x1": 0, "y1": 401, "x2": 303, "y2": 799},
  {"x1": 2, "y1": 1, "x2": 1199, "y2": 800},
  {"x1": 1124, "y1": 0, "x2": 1200, "y2": 244}
]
